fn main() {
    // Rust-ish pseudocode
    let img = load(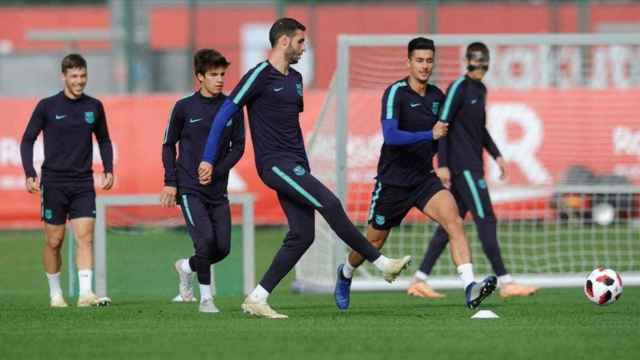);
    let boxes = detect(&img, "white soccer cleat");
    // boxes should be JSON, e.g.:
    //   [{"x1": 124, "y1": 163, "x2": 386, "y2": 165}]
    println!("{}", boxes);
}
[
  {"x1": 199, "y1": 298, "x2": 220, "y2": 314},
  {"x1": 241, "y1": 297, "x2": 288, "y2": 319},
  {"x1": 50, "y1": 295, "x2": 68, "y2": 308},
  {"x1": 383, "y1": 255, "x2": 412, "y2": 283},
  {"x1": 174, "y1": 260, "x2": 195, "y2": 302},
  {"x1": 77, "y1": 292, "x2": 101, "y2": 307}
]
